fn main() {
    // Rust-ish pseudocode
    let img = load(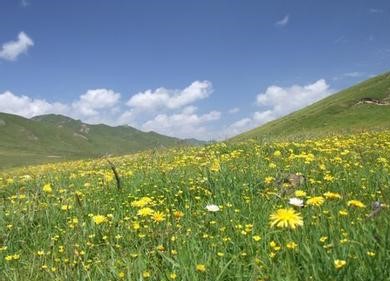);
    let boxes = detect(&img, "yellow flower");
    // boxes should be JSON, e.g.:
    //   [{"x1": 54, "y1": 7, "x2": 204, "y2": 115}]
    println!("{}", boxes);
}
[
  {"x1": 367, "y1": 251, "x2": 376, "y2": 257},
  {"x1": 61, "y1": 205, "x2": 72, "y2": 211},
  {"x1": 169, "y1": 272, "x2": 177, "y2": 279},
  {"x1": 347, "y1": 200, "x2": 366, "y2": 208},
  {"x1": 269, "y1": 208, "x2": 303, "y2": 229},
  {"x1": 118, "y1": 272, "x2": 125, "y2": 279},
  {"x1": 339, "y1": 210, "x2": 348, "y2": 216},
  {"x1": 334, "y1": 259, "x2": 346, "y2": 269},
  {"x1": 306, "y1": 196, "x2": 325, "y2": 206},
  {"x1": 142, "y1": 271, "x2": 151, "y2": 278},
  {"x1": 42, "y1": 183, "x2": 52, "y2": 193},
  {"x1": 252, "y1": 235, "x2": 261, "y2": 242},
  {"x1": 92, "y1": 215, "x2": 108, "y2": 224},
  {"x1": 152, "y1": 211, "x2": 166, "y2": 222},
  {"x1": 137, "y1": 207, "x2": 154, "y2": 217},
  {"x1": 264, "y1": 176, "x2": 275, "y2": 184},
  {"x1": 210, "y1": 160, "x2": 221, "y2": 172},
  {"x1": 173, "y1": 210, "x2": 184, "y2": 219},
  {"x1": 131, "y1": 197, "x2": 153, "y2": 208},
  {"x1": 286, "y1": 241, "x2": 298, "y2": 249},
  {"x1": 294, "y1": 190, "x2": 307, "y2": 197},
  {"x1": 324, "y1": 192, "x2": 341, "y2": 200},
  {"x1": 196, "y1": 264, "x2": 206, "y2": 272}
]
